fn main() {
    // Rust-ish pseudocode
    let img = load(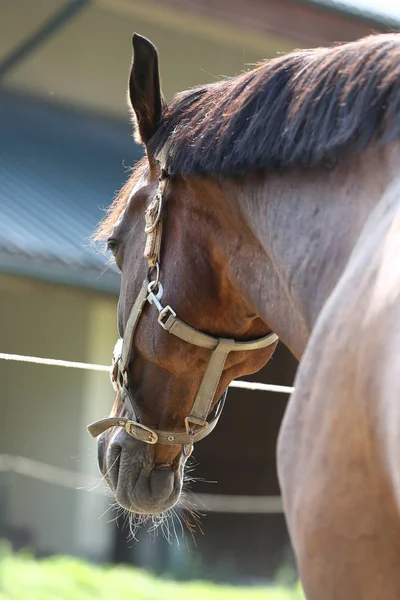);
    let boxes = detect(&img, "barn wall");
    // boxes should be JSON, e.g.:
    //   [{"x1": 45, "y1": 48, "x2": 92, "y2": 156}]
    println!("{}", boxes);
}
[{"x1": 0, "y1": 274, "x2": 117, "y2": 560}]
